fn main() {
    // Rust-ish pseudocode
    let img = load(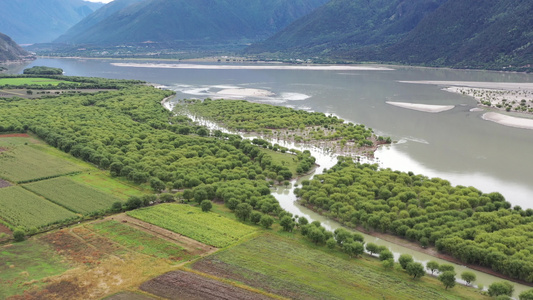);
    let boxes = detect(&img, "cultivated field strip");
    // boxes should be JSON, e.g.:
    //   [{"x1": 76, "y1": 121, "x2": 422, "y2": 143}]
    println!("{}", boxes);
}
[
  {"x1": 0, "y1": 186, "x2": 77, "y2": 228},
  {"x1": 23, "y1": 177, "x2": 123, "y2": 214}
]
